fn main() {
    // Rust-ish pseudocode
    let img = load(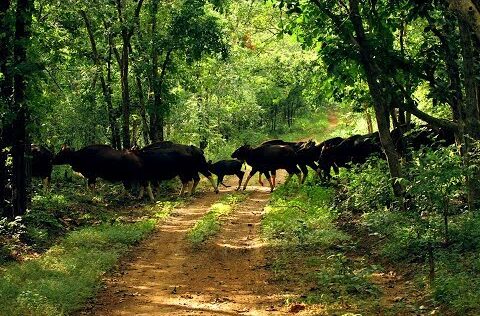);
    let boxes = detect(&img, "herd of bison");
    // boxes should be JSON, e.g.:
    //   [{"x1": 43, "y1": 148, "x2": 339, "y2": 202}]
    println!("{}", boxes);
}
[{"x1": 15, "y1": 124, "x2": 454, "y2": 201}]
